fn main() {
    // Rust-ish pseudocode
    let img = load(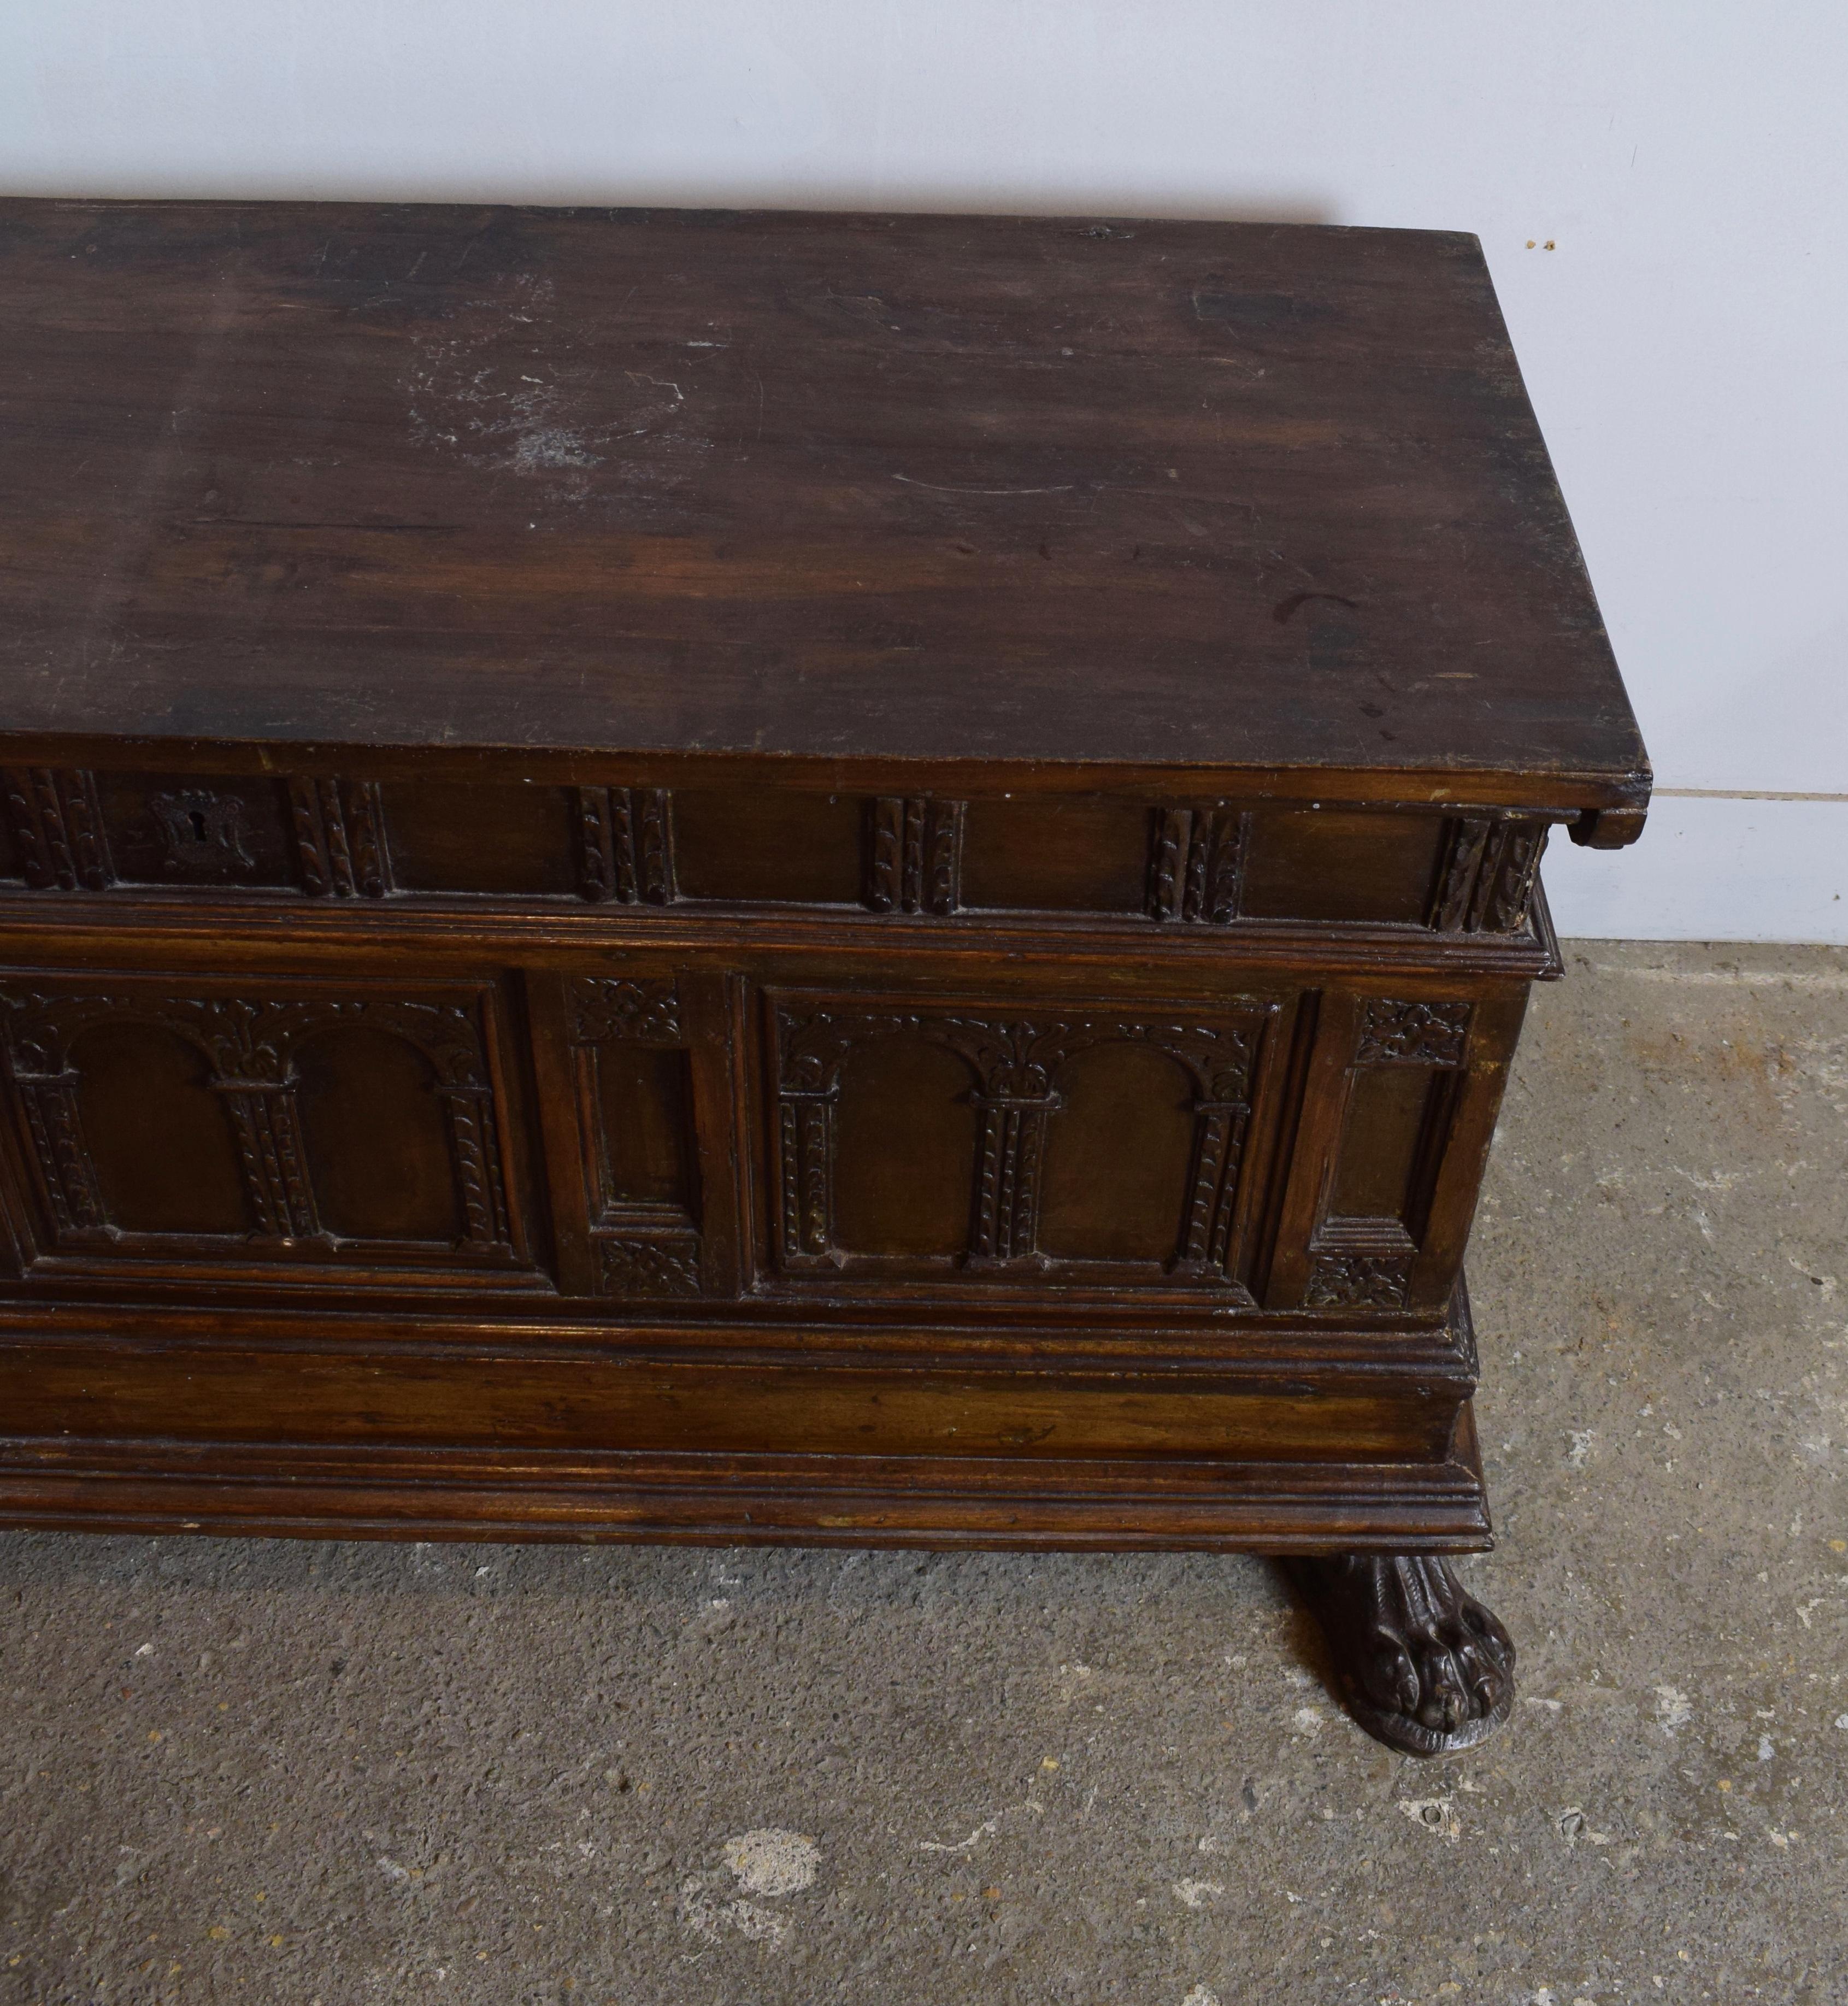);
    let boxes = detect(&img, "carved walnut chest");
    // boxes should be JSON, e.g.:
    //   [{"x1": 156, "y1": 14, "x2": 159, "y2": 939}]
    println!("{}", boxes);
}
[{"x1": 0, "y1": 202, "x2": 1647, "y2": 1750}]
